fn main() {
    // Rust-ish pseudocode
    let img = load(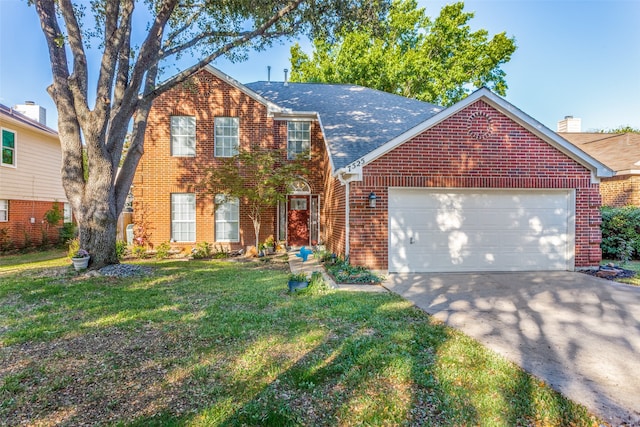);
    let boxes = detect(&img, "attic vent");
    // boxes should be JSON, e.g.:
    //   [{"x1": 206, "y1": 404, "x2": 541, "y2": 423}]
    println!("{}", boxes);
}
[{"x1": 284, "y1": 68, "x2": 288, "y2": 86}]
